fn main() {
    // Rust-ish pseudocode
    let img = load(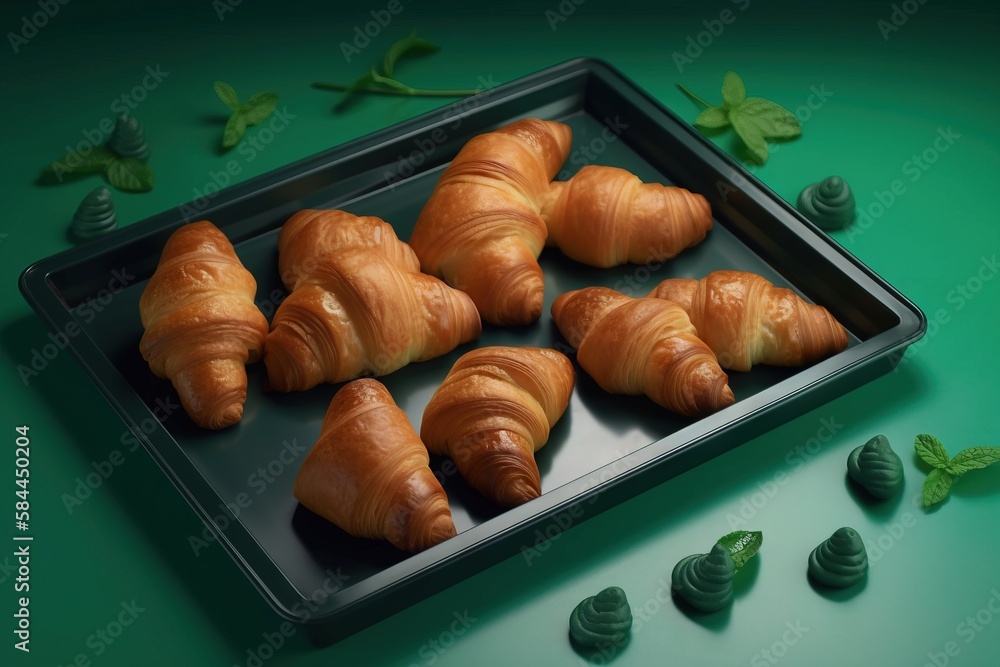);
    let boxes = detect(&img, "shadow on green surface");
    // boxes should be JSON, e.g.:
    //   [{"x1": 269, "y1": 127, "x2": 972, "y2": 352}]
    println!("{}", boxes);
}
[
  {"x1": 844, "y1": 473, "x2": 905, "y2": 518},
  {"x1": 807, "y1": 573, "x2": 867, "y2": 601}
]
